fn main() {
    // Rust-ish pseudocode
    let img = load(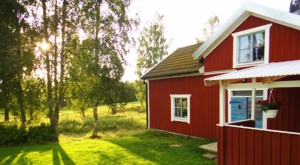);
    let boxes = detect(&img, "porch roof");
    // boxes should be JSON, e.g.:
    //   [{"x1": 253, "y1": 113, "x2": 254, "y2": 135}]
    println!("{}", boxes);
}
[{"x1": 205, "y1": 60, "x2": 300, "y2": 86}]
